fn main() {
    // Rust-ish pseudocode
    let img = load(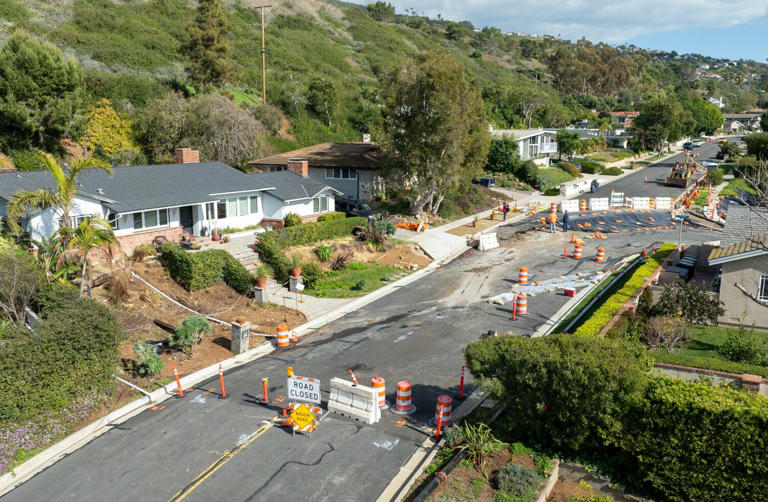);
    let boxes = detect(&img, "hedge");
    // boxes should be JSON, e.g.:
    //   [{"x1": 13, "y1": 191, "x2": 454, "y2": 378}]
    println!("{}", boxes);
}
[
  {"x1": 653, "y1": 351, "x2": 768, "y2": 378},
  {"x1": 317, "y1": 211, "x2": 346, "y2": 222},
  {"x1": 159, "y1": 244, "x2": 253, "y2": 294},
  {"x1": 572, "y1": 243, "x2": 676, "y2": 336},
  {"x1": 0, "y1": 298, "x2": 123, "y2": 423},
  {"x1": 466, "y1": 335, "x2": 768, "y2": 501},
  {"x1": 258, "y1": 216, "x2": 367, "y2": 249}
]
